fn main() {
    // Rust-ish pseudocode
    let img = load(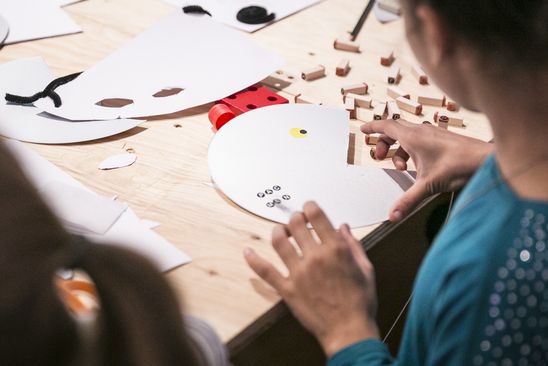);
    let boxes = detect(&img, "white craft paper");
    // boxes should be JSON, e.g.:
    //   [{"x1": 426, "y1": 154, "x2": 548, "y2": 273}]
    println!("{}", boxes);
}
[
  {"x1": 57, "y1": 0, "x2": 84, "y2": 6},
  {"x1": 0, "y1": 0, "x2": 81, "y2": 44},
  {"x1": 35, "y1": 12, "x2": 283, "y2": 121},
  {"x1": 98, "y1": 153, "x2": 137, "y2": 170},
  {"x1": 208, "y1": 104, "x2": 407, "y2": 228},
  {"x1": 4, "y1": 139, "x2": 191, "y2": 271},
  {"x1": 373, "y1": 2, "x2": 400, "y2": 23},
  {"x1": 0, "y1": 57, "x2": 142, "y2": 144},
  {"x1": 0, "y1": 14, "x2": 8, "y2": 45},
  {"x1": 39, "y1": 181, "x2": 128, "y2": 235},
  {"x1": 165, "y1": 0, "x2": 321, "y2": 33}
]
